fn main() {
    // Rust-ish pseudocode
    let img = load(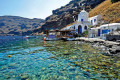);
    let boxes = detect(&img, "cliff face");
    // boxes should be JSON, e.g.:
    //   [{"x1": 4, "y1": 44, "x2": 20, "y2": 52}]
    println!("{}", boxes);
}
[
  {"x1": 38, "y1": 0, "x2": 105, "y2": 32},
  {"x1": 0, "y1": 16, "x2": 45, "y2": 36}
]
